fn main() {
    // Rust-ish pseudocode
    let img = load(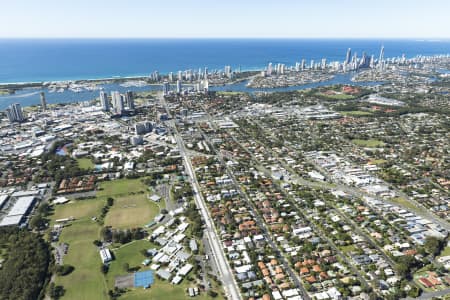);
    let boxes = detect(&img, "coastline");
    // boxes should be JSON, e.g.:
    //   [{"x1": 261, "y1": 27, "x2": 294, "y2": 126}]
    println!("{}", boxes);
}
[
  {"x1": 1, "y1": 39, "x2": 449, "y2": 88},
  {"x1": 0, "y1": 71, "x2": 260, "y2": 91}
]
